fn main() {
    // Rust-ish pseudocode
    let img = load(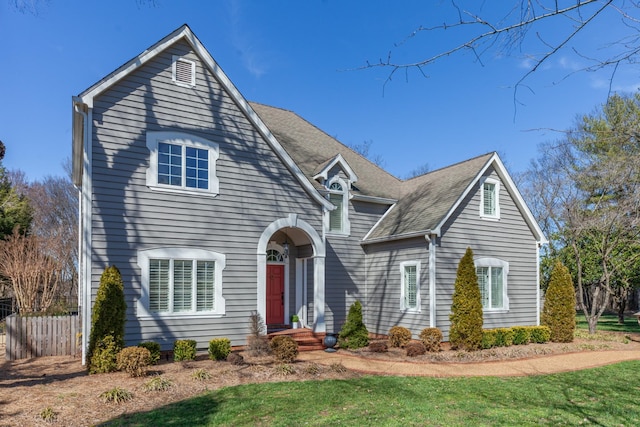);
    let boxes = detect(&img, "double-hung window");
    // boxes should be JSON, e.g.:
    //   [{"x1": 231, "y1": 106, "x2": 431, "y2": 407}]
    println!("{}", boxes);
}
[
  {"x1": 138, "y1": 248, "x2": 226, "y2": 317},
  {"x1": 475, "y1": 258, "x2": 509, "y2": 311},
  {"x1": 326, "y1": 178, "x2": 350, "y2": 235},
  {"x1": 480, "y1": 177, "x2": 500, "y2": 219},
  {"x1": 400, "y1": 261, "x2": 421, "y2": 312},
  {"x1": 146, "y1": 131, "x2": 219, "y2": 196}
]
